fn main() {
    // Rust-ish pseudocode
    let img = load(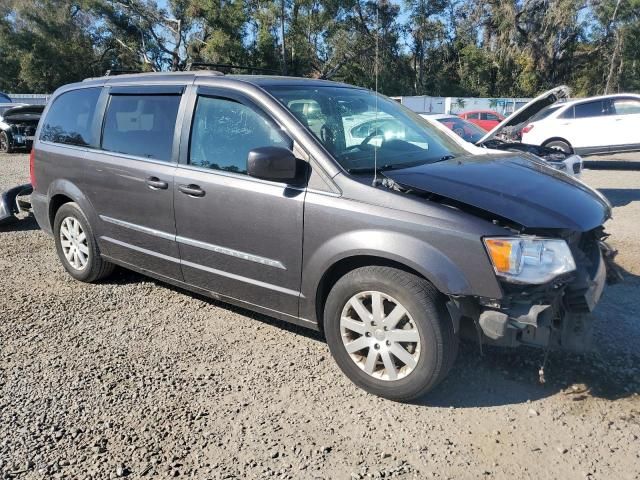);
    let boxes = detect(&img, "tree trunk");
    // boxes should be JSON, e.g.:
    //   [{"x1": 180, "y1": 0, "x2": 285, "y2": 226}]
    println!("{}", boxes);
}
[{"x1": 281, "y1": 0, "x2": 287, "y2": 75}]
